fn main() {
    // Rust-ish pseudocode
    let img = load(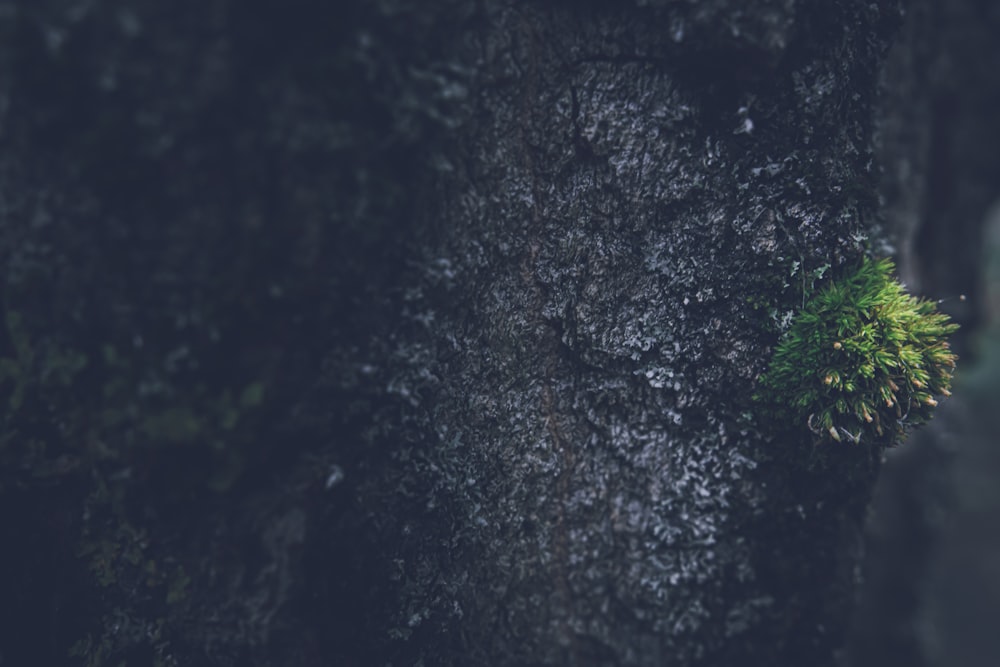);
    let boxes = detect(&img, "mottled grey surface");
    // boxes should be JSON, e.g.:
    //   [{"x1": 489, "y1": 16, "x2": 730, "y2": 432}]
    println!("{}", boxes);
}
[
  {"x1": 0, "y1": 1, "x2": 917, "y2": 666},
  {"x1": 351, "y1": 2, "x2": 902, "y2": 665}
]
